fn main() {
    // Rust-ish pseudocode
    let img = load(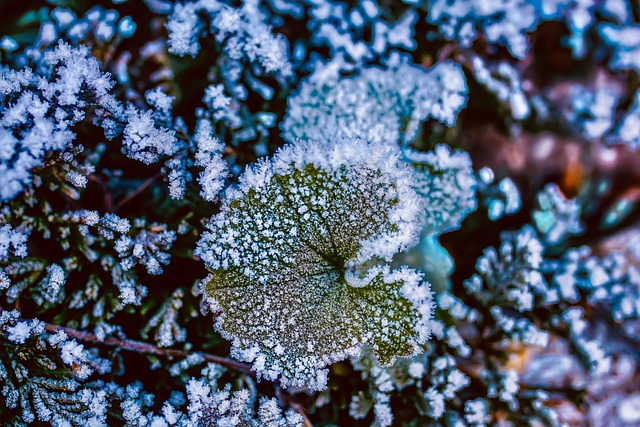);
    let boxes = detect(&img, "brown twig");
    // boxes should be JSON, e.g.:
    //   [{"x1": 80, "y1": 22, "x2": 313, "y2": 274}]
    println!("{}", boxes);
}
[
  {"x1": 41, "y1": 322, "x2": 254, "y2": 375},
  {"x1": 115, "y1": 172, "x2": 162, "y2": 211},
  {"x1": 288, "y1": 401, "x2": 314, "y2": 427}
]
